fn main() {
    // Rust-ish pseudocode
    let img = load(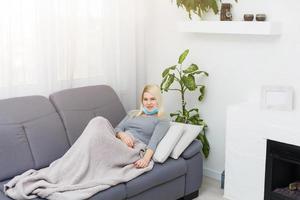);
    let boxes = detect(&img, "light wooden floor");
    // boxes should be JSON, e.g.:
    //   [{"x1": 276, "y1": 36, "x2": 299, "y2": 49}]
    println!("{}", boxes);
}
[{"x1": 193, "y1": 176, "x2": 228, "y2": 200}]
